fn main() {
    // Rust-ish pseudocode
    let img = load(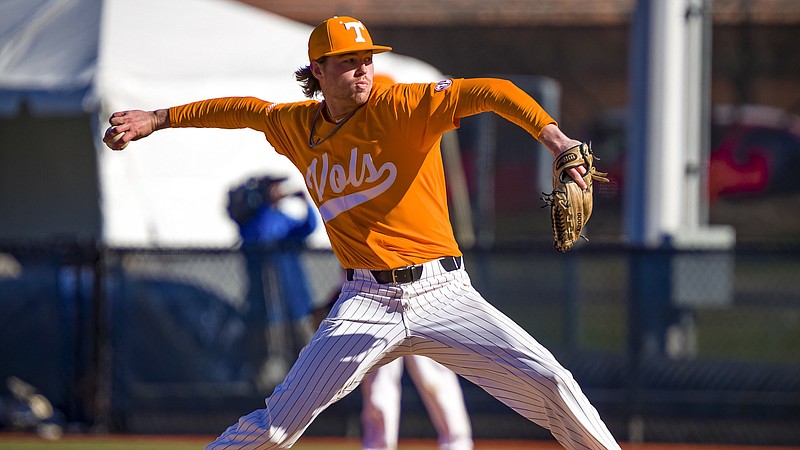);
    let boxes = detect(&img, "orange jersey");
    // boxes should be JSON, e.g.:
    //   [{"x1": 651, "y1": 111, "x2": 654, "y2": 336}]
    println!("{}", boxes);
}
[{"x1": 169, "y1": 78, "x2": 555, "y2": 269}]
